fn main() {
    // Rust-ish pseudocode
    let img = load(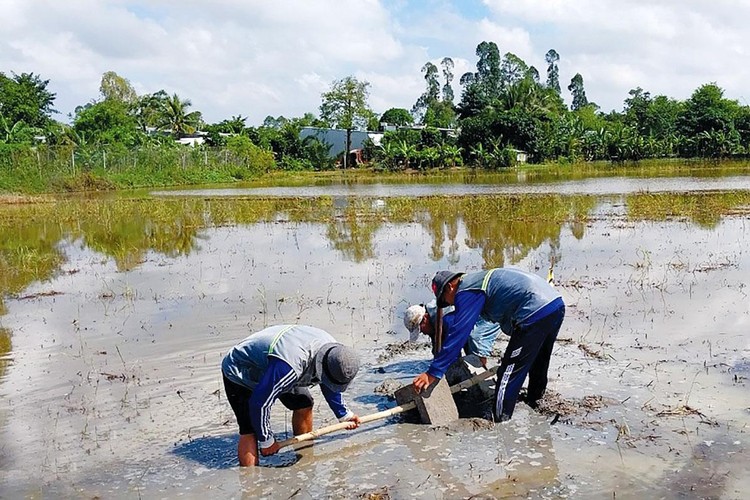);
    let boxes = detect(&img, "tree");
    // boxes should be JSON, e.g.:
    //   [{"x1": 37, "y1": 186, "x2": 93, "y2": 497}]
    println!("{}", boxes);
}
[
  {"x1": 380, "y1": 108, "x2": 414, "y2": 127},
  {"x1": 528, "y1": 66, "x2": 540, "y2": 84},
  {"x1": 293, "y1": 112, "x2": 327, "y2": 129},
  {"x1": 301, "y1": 135, "x2": 335, "y2": 170},
  {"x1": 412, "y1": 62, "x2": 440, "y2": 123},
  {"x1": 134, "y1": 90, "x2": 168, "y2": 131},
  {"x1": 0, "y1": 72, "x2": 56, "y2": 131},
  {"x1": 423, "y1": 100, "x2": 457, "y2": 129},
  {"x1": 457, "y1": 41, "x2": 502, "y2": 118},
  {"x1": 500, "y1": 53, "x2": 529, "y2": 89},
  {"x1": 413, "y1": 60, "x2": 458, "y2": 128},
  {"x1": 621, "y1": 88, "x2": 681, "y2": 156},
  {"x1": 734, "y1": 105, "x2": 750, "y2": 152},
  {"x1": 155, "y1": 93, "x2": 203, "y2": 138},
  {"x1": 319, "y1": 76, "x2": 372, "y2": 168},
  {"x1": 623, "y1": 87, "x2": 651, "y2": 134},
  {"x1": 262, "y1": 115, "x2": 290, "y2": 129},
  {"x1": 225, "y1": 135, "x2": 275, "y2": 174},
  {"x1": 568, "y1": 73, "x2": 588, "y2": 111},
  {"x1": 545, "y1": 49, "x2": 560, "y2": 94},
  {"x1": 476, "y1": 41, "x2": 502, "y2": 93},
  {"x1": 675, "y1": 83, "x2": 742, "y2": 157},
  {"x1": 223, "y1": 115, "x2": 247, "y2": 134},
  {"x1": 441, "y1": 57, "x2": 455, "y2": 104},
  {"x1": 99, "y1": 71, "x2": 137, "y2": 104},
  {"x1": 459, "y1": 107, "x2": 543, "y2": 164},
  {"x1": 647, "y1": 96, "x2": 682, "y2": 141},
  {"x1": 0, "y1": 112, "x2": 42, "y2": 144},
  {"x1": 72, "y1": 99, "x2": 141, "y2": 146}
]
